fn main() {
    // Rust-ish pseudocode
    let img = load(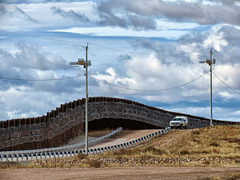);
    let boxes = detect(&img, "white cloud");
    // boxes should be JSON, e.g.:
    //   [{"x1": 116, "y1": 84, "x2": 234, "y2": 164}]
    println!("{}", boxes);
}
[
  {"x1": 231, "y1": 110, "x2": 240, "y2": 116},
  {"x1": 0, "y1": 2, "x2": 96, "y2": 31},
  {"x1": 214, "y1": 64, "x2": 240, "y2": 89},
  {"x1": 0, "y1": 84, "x2": 87, "y2": 120},
  {"x1": 91, "y1": 54, "x2": 210, "y2": 103},
  {"x1": 156, "y1": 19, "x2": 199, "y2": 30},
  {"x1": 203, "y1": 25, "x2": 228, "y2": 51},
  {"x1": 177, "y1": 43, "x2": 201, "y2": 63},
  {"x1": 91, "y1": 67, "x2": 138, "y2": 95},
  {"x1": 125, "y1": 54, "x2": 205, "y2": 91},
  {"x1": 96, "y1": 0, "x2": 240, "y2": 26},
  {"x1": 166, "y1": 106, "x2": 209, "y2": 117},
  {"x1": 50, "y1": 26, "x2": 189, "y2": 39},
  {"x1": 218, "y1": 91, "x2": 235, "y2": 100}
]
